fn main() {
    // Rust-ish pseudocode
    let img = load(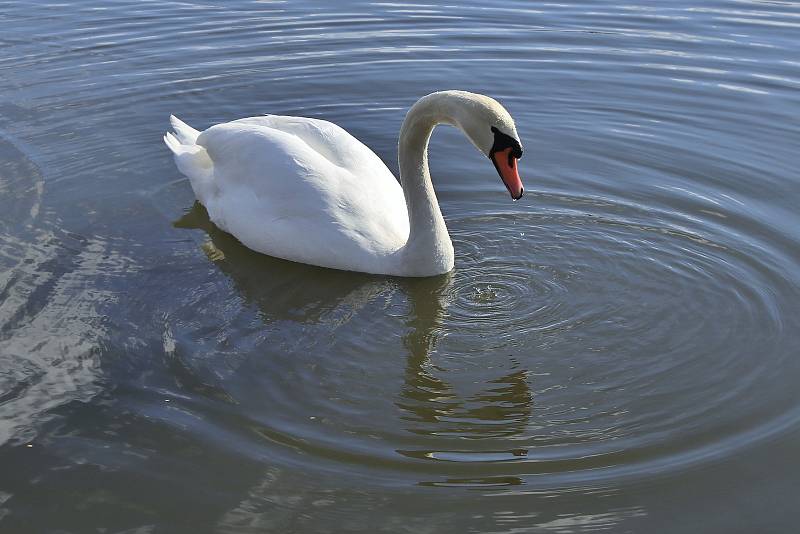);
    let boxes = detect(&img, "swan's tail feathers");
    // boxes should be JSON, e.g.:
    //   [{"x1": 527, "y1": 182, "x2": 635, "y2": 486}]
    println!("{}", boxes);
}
[
  {"x1": 169, "y1": 115, "x2": 201, "y2": 145},
  {"x1": 164, "y1": 123, "x2": 214, "y2": 202},
  {"x1": 163, "y1": 132, "x2": 184, "y2": 155},
  {"x1": 163, "y1": 131, "x2": 207, "y2": 159}
]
